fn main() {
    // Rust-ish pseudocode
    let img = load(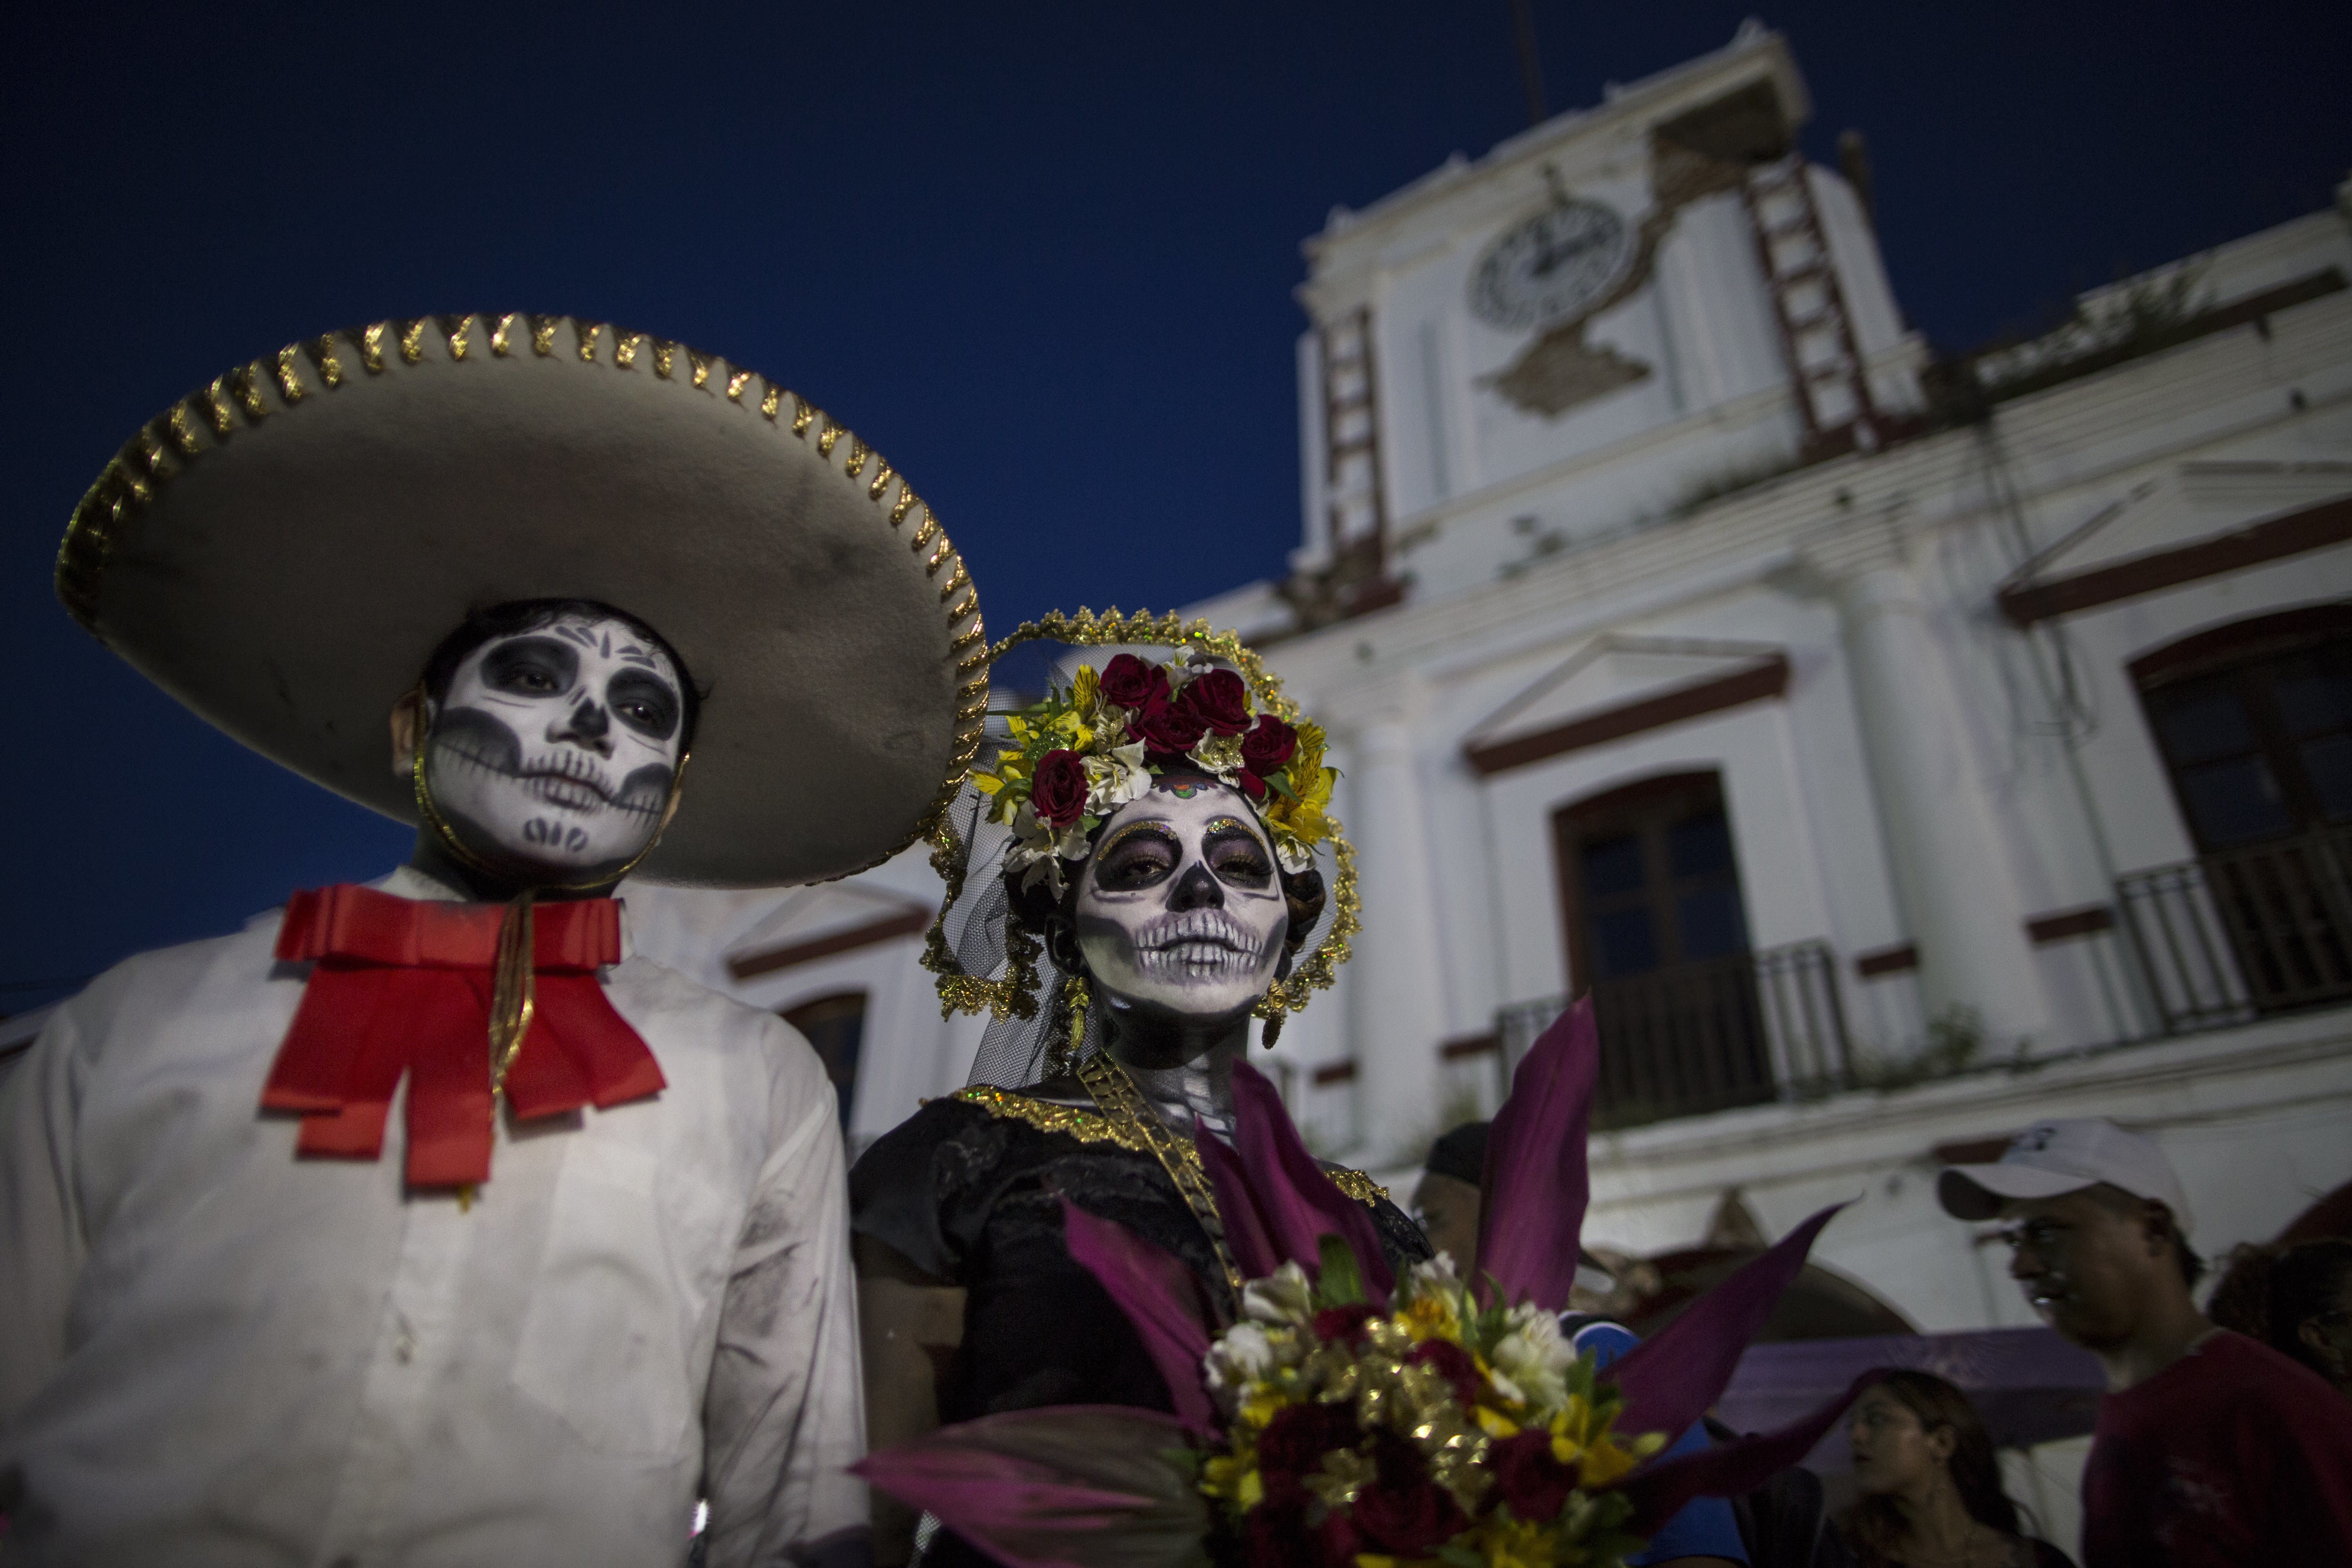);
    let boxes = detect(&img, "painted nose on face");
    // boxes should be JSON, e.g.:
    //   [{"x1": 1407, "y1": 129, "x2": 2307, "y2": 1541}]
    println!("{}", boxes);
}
[
  {"x1": 1167, "y1": 862, "x2": 1224, "y2": 912},
  {"x1": 550, "y1": 697, "x2": 613, "y2": 756}
]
